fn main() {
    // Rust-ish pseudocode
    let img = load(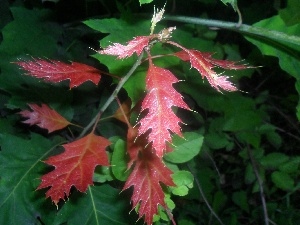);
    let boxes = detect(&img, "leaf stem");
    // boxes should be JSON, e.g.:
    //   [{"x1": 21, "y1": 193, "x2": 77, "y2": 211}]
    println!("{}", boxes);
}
[
  {"x1": 79, "y1": 52, "x2": 144, "y2": 138},
  {"x1": 164, "y1": 15, "x2": 300, "y2": 47}
]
